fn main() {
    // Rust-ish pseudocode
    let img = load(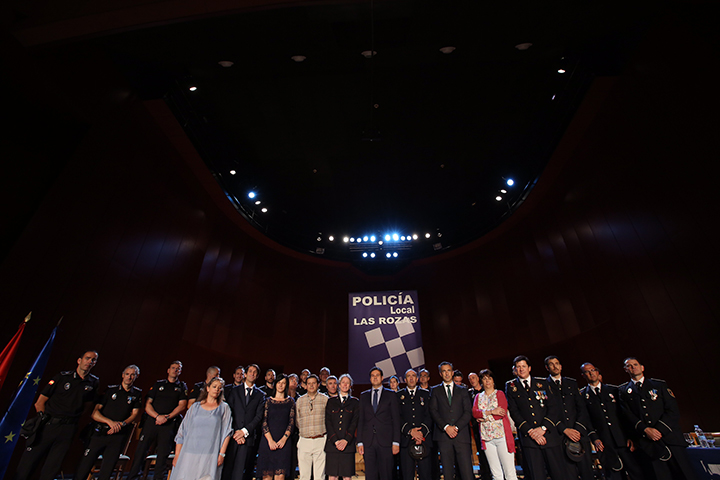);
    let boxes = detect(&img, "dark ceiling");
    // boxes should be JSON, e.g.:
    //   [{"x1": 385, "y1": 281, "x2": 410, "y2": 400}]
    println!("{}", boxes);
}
[{"x1": 22, "y1": 0, "x2": 658, "y2": 273}]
